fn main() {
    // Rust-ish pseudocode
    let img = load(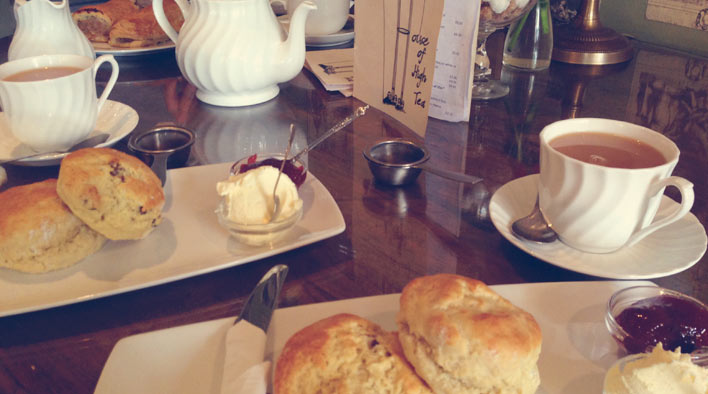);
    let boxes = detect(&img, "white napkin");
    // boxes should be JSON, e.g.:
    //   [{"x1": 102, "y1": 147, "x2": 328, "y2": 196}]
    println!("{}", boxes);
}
[{"x1": 220, "y1": 320, "x2": 270, "y2": 394}]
